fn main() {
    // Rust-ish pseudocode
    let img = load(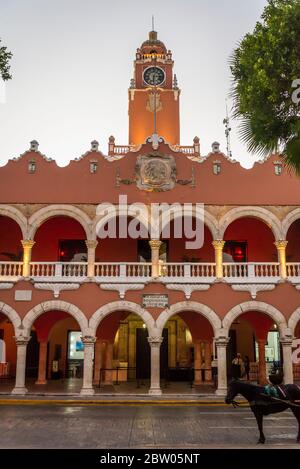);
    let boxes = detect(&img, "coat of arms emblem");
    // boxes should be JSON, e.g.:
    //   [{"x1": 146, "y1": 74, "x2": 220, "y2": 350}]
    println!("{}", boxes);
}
[{"x1": 135, "y1": 153, "x2": 177, "y2": 191}]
